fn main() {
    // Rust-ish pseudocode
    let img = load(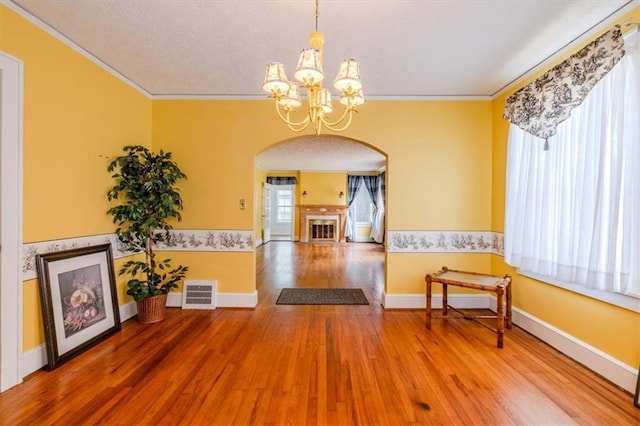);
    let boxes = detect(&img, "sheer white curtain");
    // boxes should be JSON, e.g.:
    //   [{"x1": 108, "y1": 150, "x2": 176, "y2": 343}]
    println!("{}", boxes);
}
[
  {"x1": 504, "y1": 29, "x2": 640, "y2": 297},
  {"x1": 370, "y1": 172, "x2": 385, "y2": 243}
]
